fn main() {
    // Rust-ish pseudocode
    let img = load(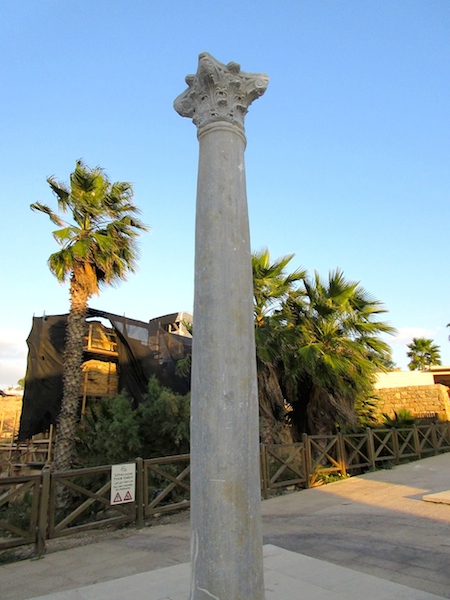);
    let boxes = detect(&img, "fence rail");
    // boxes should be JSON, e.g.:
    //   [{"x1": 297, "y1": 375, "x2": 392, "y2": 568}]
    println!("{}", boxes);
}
[
  {"x1": 0, "y1": 426, "x2": 53, "y2": 477},
  {"x1": 1, "y1": 422, "x2": 449, "y2": 557}
]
